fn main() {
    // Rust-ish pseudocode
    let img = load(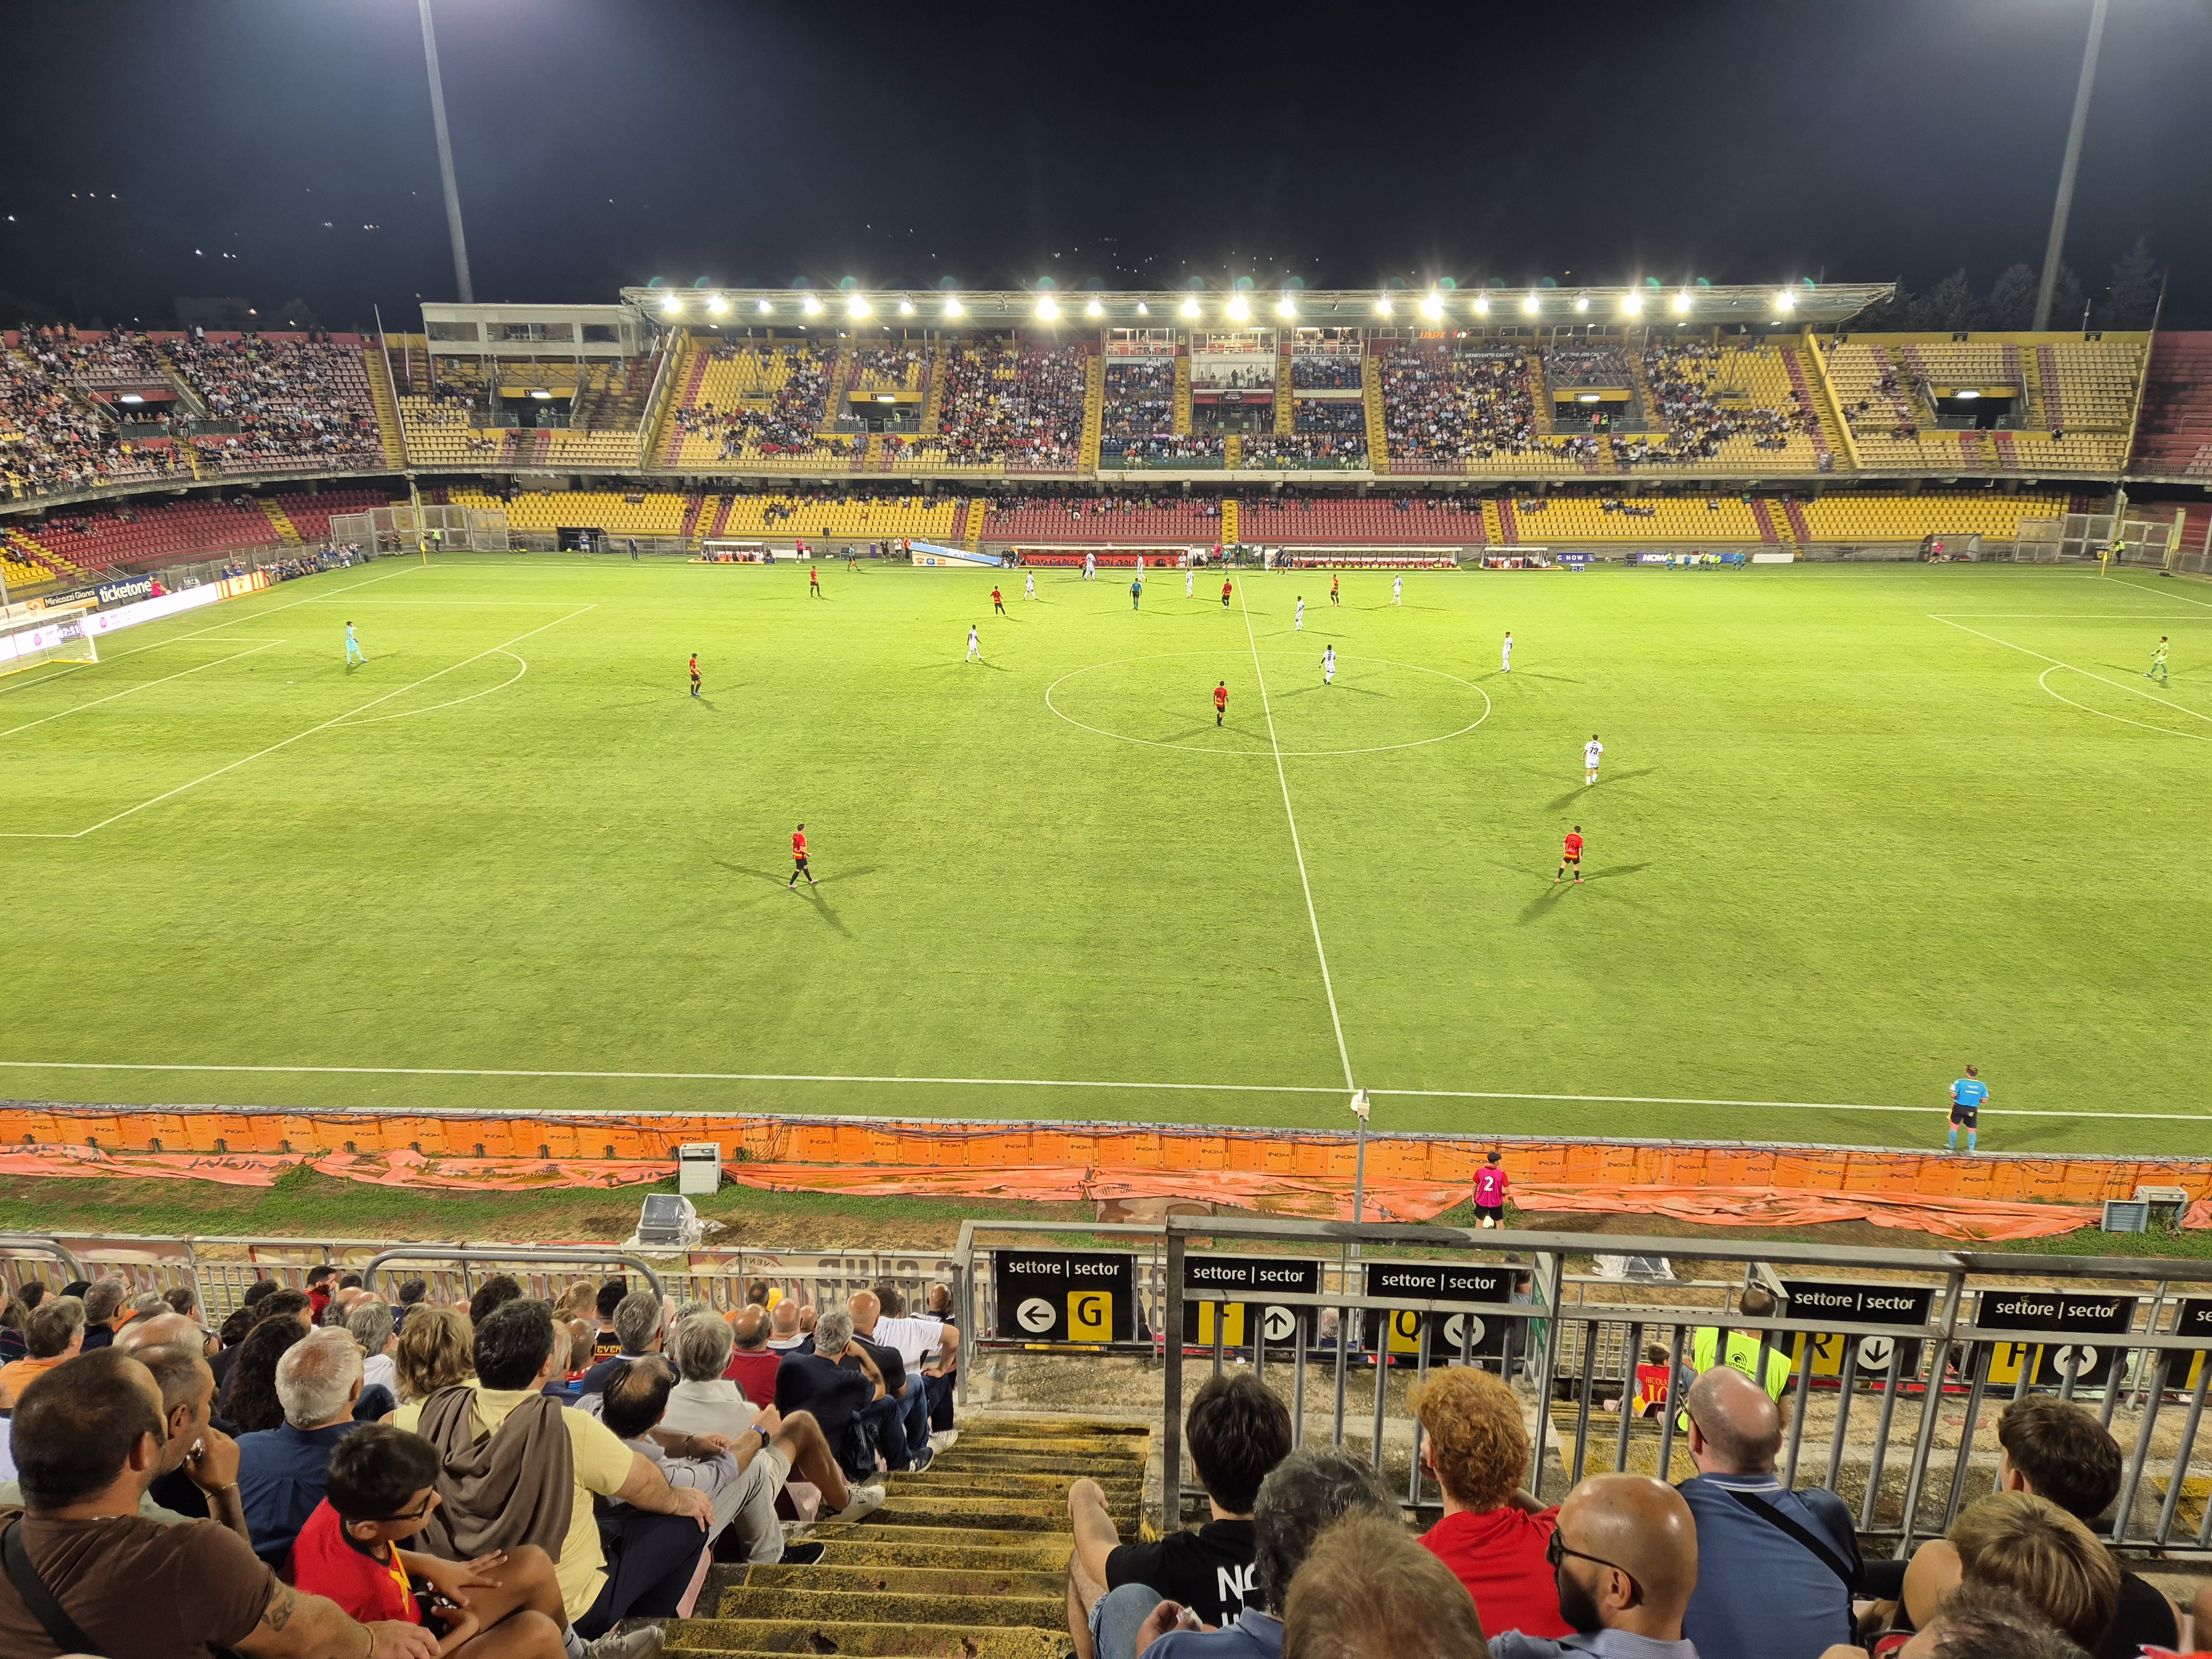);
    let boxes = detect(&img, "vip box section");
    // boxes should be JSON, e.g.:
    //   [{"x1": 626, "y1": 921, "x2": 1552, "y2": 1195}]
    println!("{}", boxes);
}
[
  {"x1": 1181, "y1": 1255, "x2": 1322, "y2": 1349},
  {"x1": 990, "y1": 1250, "x2": 1138, "y2": 1345}
]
